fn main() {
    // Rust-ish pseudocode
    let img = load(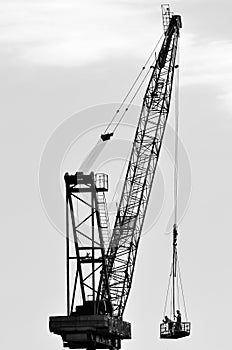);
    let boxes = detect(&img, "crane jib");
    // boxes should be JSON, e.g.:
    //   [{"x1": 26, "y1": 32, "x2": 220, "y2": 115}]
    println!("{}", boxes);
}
[{"x1": 99, "y1": 14, "x2": 182, "y2": 318}]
